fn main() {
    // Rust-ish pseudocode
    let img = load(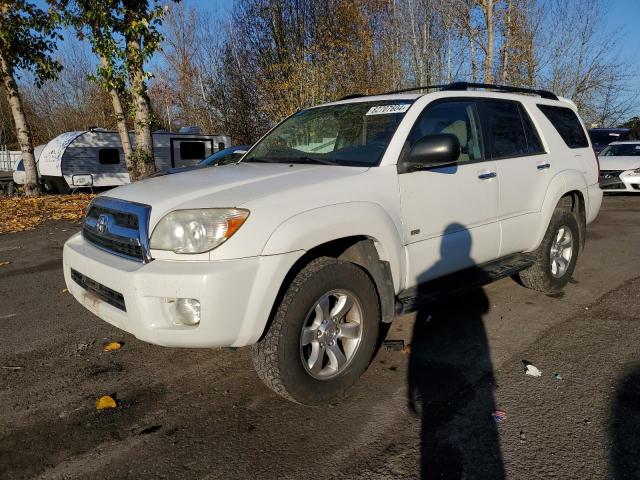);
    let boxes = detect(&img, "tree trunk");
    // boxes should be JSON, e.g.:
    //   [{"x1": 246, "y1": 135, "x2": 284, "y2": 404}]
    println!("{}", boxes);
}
[
  {"x1": 0, "y1": 51, "x2": 39, "y2": 196},
  {"x1": 126, "y1": 36, "x2": 155, "y2": 179},
  {"x1": 484, "y1": 0, "x2": 494, "y2": 84},
  {"x1": 470, "y1": 28, "x2": 477, "y2": 83},
  {"x1": 501, "y1": 0, "x2": 512, "y2": 84},
  {"x1": 98, "y1": 55, "x2": 135, "y2": 181}
]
